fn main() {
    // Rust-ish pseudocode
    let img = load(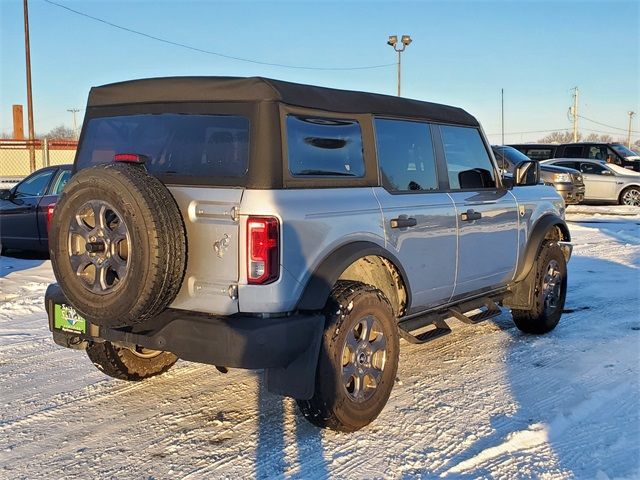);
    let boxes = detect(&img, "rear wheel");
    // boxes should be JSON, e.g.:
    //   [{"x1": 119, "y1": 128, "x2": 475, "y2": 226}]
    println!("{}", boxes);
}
[
  {"x1": 512, "y1": 242, "x2": 567, "y2": 334},
  {"x1": 86, "y1": 341, "x2": 178, "y2": 381},
  {"x1": 619, "y1": 186, "x2": 640, "y2": 206},
  {"x1": 297, "y1": 281, "x2": 399, "y2": 432}
]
